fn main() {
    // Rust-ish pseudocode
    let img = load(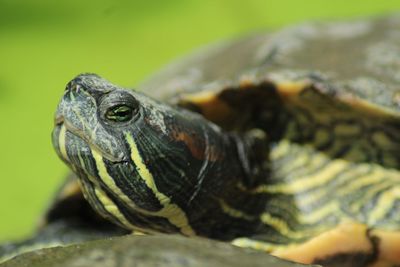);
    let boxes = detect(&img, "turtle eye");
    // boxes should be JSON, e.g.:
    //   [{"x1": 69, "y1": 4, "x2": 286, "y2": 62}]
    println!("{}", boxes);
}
[{"x1": 105, "y1": 104, "x2": 135, "y2": 122}]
